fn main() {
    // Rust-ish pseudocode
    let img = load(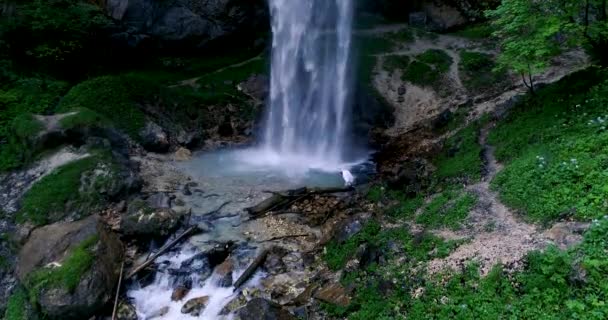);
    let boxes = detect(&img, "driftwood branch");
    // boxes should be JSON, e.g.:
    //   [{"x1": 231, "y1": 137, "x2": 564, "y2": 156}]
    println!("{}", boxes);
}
[
  {"x1": 233, "y1": 249, "x2": 269, "y2": 290},
  {"x1": 111, "y1": 261, "x2": 125, "y2": 320},
  {"x1": 127, "y1": 226, "x2": 200, "y2": 279},
  {"x1": 245, "y1": 187, "x2": 352, "y2": 216},
  {"x1": 259, "y1": 234, "x2": 309, "y2": 243}
]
